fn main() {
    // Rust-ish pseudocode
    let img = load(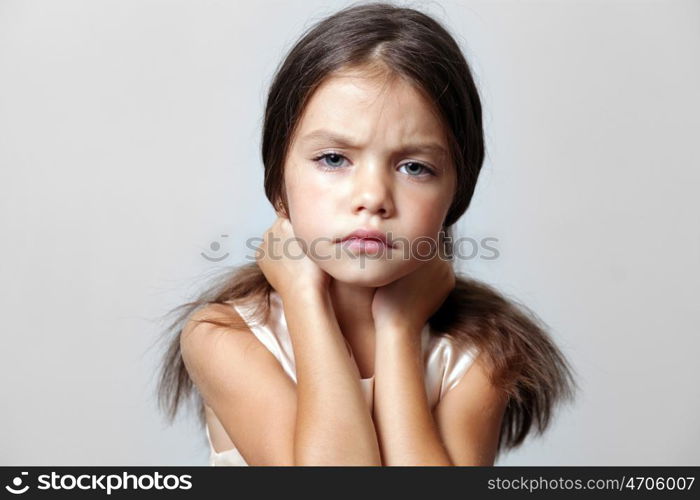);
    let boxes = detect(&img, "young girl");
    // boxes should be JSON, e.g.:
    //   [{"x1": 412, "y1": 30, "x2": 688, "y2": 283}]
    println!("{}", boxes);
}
[{"x1": 156, "y1": 2, "x2": 576, "y2": 466}]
